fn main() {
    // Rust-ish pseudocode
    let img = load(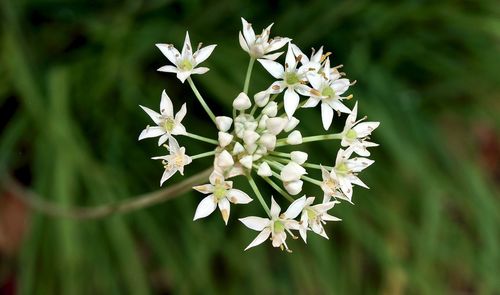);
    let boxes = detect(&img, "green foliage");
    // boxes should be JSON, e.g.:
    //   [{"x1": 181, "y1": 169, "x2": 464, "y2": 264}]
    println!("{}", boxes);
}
[{"x1": 1, "y1": 0, "x2": 499, "y2": 294}]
